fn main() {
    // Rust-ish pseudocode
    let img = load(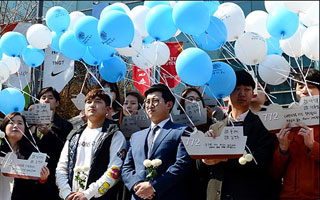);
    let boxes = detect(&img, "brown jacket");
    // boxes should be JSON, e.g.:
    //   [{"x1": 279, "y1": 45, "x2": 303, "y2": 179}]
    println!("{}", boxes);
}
[{"x1": 271, "y1": 125, "x2": 320, "y2": 200}]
